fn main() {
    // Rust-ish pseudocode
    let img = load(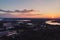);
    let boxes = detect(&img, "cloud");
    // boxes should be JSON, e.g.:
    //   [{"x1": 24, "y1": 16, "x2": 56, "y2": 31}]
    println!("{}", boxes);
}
[
  {"x1": 0, "y1": 9, "x2": 13, "y2": 13},
  {"x1": 15, "y1": 9, "x2": 34, "y2": 13},
  {"x1": 0, "y1": 9, "x2": 43, "y2": 18},
  {"x1": 0, "y1": 9, "x2": 35, "y2": 13}
]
